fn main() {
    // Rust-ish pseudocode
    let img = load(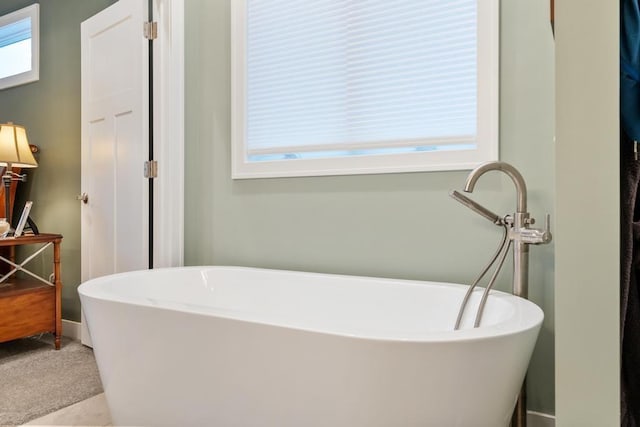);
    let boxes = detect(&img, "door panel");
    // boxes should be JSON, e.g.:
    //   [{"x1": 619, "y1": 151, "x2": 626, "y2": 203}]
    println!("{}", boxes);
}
[
  {"x1": 86, "y1": 115, "x2": 114, "y2": 279},
  {"x1": 81, "y1": 0, "x2": 149, "y2": 345},
  {"x1": 114, "y1": 108, "x2": 146, "y2": 272}
]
